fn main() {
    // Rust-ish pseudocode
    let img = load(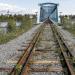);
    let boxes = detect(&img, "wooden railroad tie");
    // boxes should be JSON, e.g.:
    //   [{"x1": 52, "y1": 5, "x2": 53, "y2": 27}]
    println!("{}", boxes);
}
[
  {"x1": 29, "y1": 60, "x2": 60, "y2": 64},
  {"x1": 30, "y1": 67, "x2": 63, "y2": 72}
]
